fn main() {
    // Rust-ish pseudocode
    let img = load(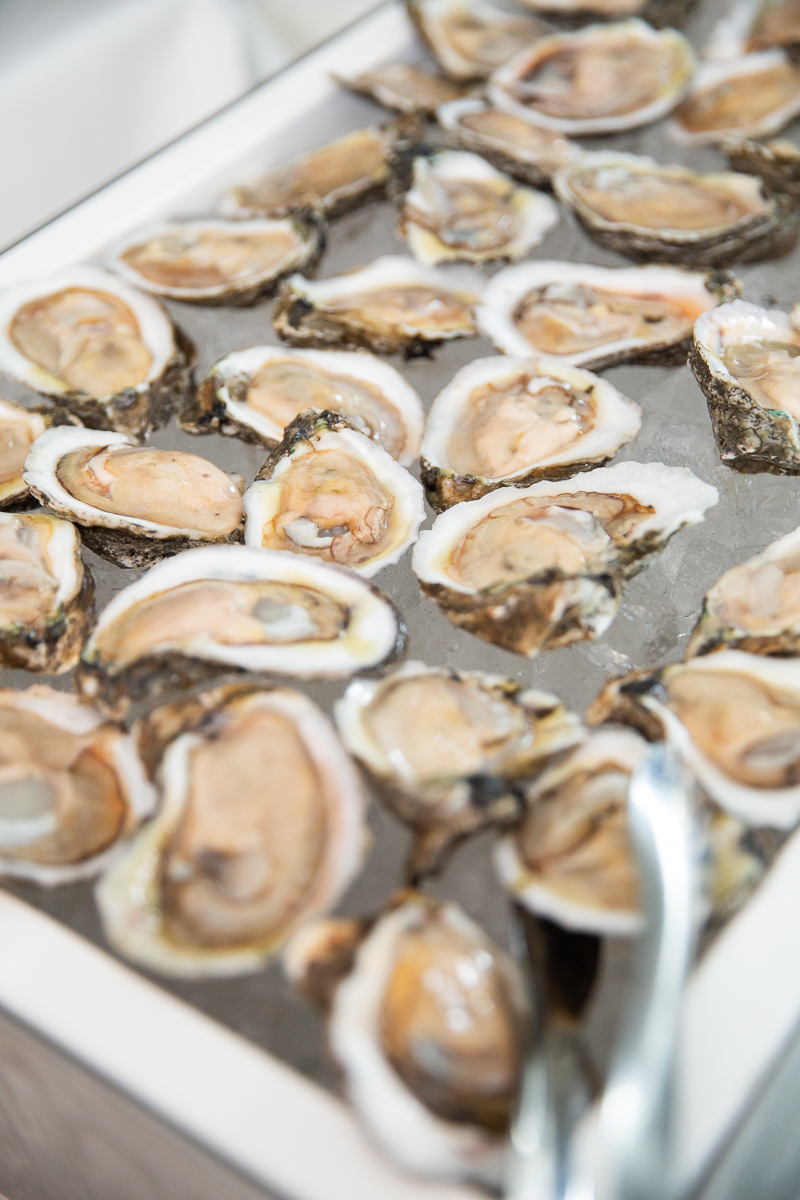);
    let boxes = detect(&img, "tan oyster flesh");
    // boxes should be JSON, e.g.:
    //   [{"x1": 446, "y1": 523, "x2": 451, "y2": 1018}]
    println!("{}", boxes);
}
[
  {"x1": 719, "y1": 334, "x2": 800, "y2": 419},
  {"x1": 746, "y1": 0, "x2": 800, "y2": 52},
  {"x1": 0, "y1": 703, "x2": 125, "y2": 864},
  {"x1": 433, "y1": 6, "x2": 546, "y2": 76},
  {"x1": 244, "y1": 360, "x2": 408, "y2": 459},
  {"x1": 406, "y1": 170, "x2": 528, "y2": 256},
  {"x1": 9, "y1": 287, "x2": 153, "y2": 399},
  {"x1": 453, "y1": 107, "x2": 575, "y2": 173},
  {"x1": 380, "y1": 909, "x2": 523, "y2": 1130},
  {"x1": 0, "y1": 415, "x2": 39, "y2": 490},
  {"x1": 56, "y1": 445, "x2": 243, "y2": 535},
  {"x1": 347, "y1": 63, "x2": 466, "y2": 110},
  {"x1": 568, "y1": 165, "x2": 768, "y2": 231},
  {"x1": 702, "y1": 549, "x2": 800, "y2": 635},
  {"x1": 674, "y1": 58, "x2": 800, "y2": 138},
  {"x1": 120, "y1": 226, "x2": 307, "y2": 291},
  {"x1": 0, "y1": 515, "x2": 64, "y2": 628},
  {"x1": 315, "y1": 285, "x2": 476, "y2": 339}
]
